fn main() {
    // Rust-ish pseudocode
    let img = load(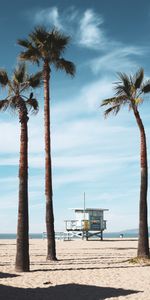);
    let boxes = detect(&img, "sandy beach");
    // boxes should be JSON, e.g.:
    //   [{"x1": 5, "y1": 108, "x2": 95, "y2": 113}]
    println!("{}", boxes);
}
[{"x1": 0, "y1": 238, "x2": 150, "y2": 299}]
